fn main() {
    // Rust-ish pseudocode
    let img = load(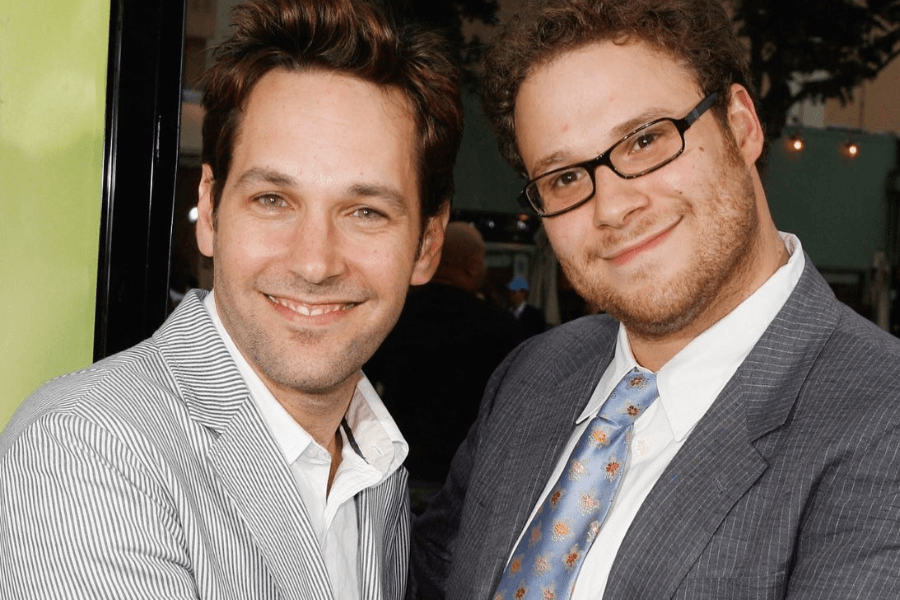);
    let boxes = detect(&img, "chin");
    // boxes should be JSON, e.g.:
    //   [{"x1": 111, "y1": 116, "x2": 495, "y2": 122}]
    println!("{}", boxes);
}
[{"x1": 582, "y1": 268, "x2": 715, "y2": 339}]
